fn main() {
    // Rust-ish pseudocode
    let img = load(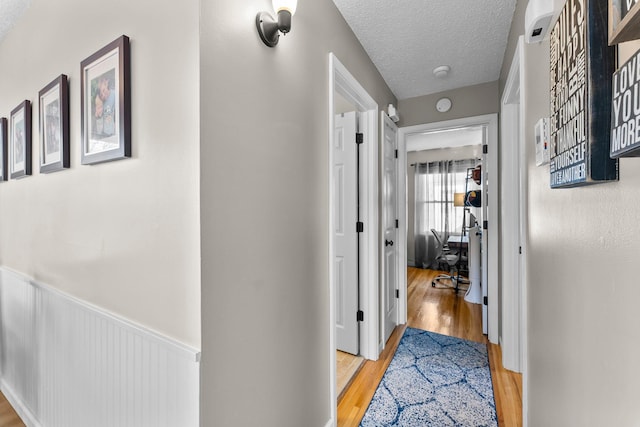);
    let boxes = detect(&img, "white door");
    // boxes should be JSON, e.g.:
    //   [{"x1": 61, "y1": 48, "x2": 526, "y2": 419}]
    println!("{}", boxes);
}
[
  {"x1": 334, "y1": 112, "x2": 359, "y2": 355},
  {"x1": 381, "y1": 113, "x2": 398, "y2": 344},
  {"x1": 481, "y1": 134, "x2": 489, "y2": 335}
]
